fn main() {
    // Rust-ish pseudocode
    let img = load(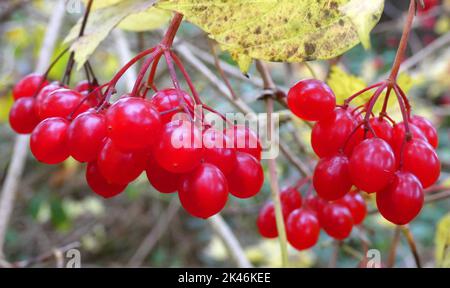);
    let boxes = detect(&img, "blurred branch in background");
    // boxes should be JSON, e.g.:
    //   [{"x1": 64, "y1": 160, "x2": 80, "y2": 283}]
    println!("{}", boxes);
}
[{"x1": 0, "y1": 0, "x2": 66, "y2": 260}]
